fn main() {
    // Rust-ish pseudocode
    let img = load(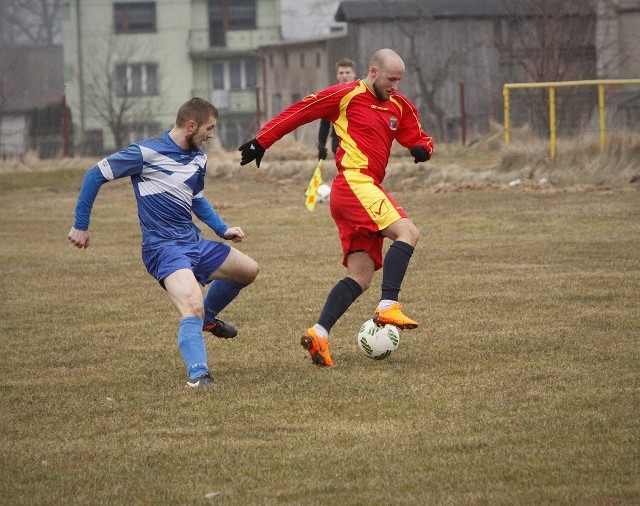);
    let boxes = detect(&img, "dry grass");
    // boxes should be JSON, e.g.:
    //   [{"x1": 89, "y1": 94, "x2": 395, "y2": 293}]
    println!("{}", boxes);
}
[{"x1": 0, "y1": 141, "x2": 639, "y2": 504}]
